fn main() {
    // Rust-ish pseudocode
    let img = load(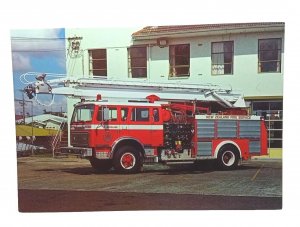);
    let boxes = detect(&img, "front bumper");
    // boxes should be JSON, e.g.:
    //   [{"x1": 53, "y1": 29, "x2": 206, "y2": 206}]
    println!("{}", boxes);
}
[{"x1": 60, "y1": 147, "x2": 92, "y2": 158}]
